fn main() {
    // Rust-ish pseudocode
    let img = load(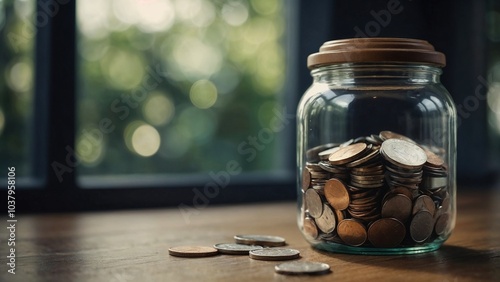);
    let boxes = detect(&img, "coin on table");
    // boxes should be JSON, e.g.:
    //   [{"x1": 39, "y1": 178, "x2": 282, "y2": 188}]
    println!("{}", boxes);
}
[
  {"x1": 324, "y1": 178, "x2": 350, "y2": 210},
  {"x1": 380, "y1": 139, "x2": 427, "y2": 169},
  {"x1": 249, "y1": 248, "x2": 300, "y2": 261},
  {"x1": 337, "y1": 219, "x2": 367, "y2": 246},
  {"x1": 328, "y1": 143, "x2": 368, "y2": 165},
  {"x1": 168, "y1": 246, "x2": 219, "y2": 258},
  {"x1": 367, "y1": 218, "x2": 406, "y2": 248},
  {"x1": 275, "y1": 261, "x2": 331, "y2": 275},
  {"x1": 213, "y1": 243, "x2": 263, "y2": 255},
  {"x1": 234, "y1": 234, "x2": 286, "y2": 247}
]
